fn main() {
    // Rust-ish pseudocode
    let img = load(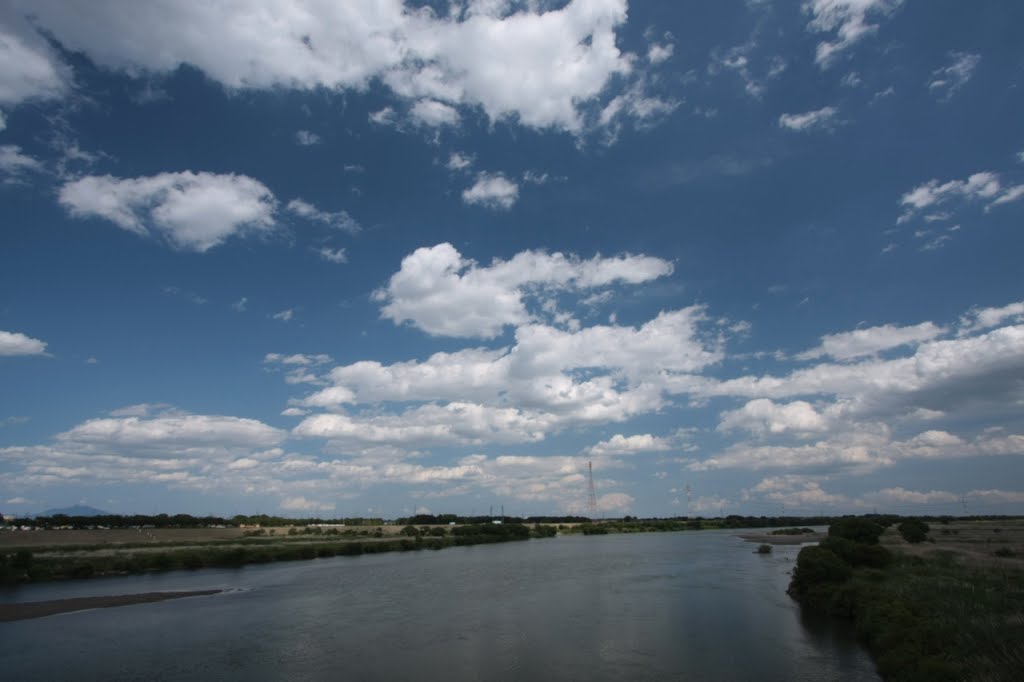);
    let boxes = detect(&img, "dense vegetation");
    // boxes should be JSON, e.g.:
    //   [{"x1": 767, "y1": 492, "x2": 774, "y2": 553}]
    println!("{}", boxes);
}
[
  {"x1": 769, "y1": 527, "x2": 817, "y2": 536},
  {"x1": 0, "y1": 523, "x2": 548, "y2": 584},
  {"x1": 789, "y1": 518, "x2": 1024, "y2": 681}
]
